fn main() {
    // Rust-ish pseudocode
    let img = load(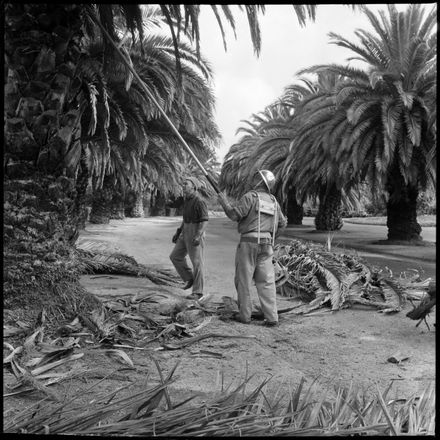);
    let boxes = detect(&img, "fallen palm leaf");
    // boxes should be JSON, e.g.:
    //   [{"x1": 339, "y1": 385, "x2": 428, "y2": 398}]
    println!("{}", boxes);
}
[
  {"x1": 74, "y1": 247, "x2": 181, "y2": 286},
  {"x1": 23, "y1": 327, "x2": 44, "y2": 351},
  {"x1": 103, "y1": 301, "x2": 127, "y2": 312},
  {"x1": 198, "y1": 349, "x2": 224, "y2": 358},
  {"x1": 120, "y1": 312, "x2": 154, "y2": 323},
  {"x1": 131, "y1": 291, "x2": 166, "y2": 304},
  {"x1": 159, "y1": 333, "x2": 257, "y2": 350},
  {"x1": 4, "y1": 341, "x2": 14, "y2": 352},
  {"x1": 4, "y1": 388, "x2": 36, "y2": 397},
  {"x1": 189, "y1": 316, "x2": 213, "y2": 332},
  {"x1": 30, "y1": 353, "x2": 84, "y2": 376},
  {"x1": 104, "y1": 349, "x2": 134, "y2": 367},
  {"x1": 3, "y1": 344, "x2": 23, "y2": 364},
  {"x1": 116, "y1": 321, "x2": 137, "y2": 338},
  {"x1": 142, "y1": 322, "x2": 192, "y2": 345},
  {"x1": 376, "y1": 384, "x2": 399, "y2": 435},
  {"x1": 10, "y1": 358, "x2": 27, "y2": 379},
  {"x1": 23, "y1": 357, "x2": 43, "y2": 368},
  {"x1": 405, "y1": 290, "x2": 432, "y2": 301},
  {"x1": 3, "y1": 325, "x2": 28, "y2": 337},
  {"x1": 380, "y1": 279, "x2": 405, "y2": 312},
  {"x1": 112, "y1": 344, "x2": 152, "y2": 351},
  {"x1": 7, "y1": 359, "x2": 61, "y2": 400},
  {"x1": 54, "y1": 317, "x2": 84, "y2": 337}
]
